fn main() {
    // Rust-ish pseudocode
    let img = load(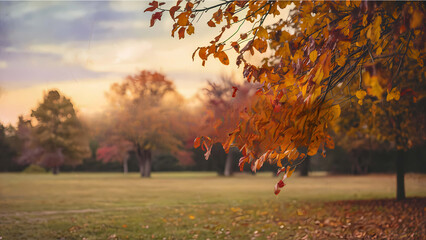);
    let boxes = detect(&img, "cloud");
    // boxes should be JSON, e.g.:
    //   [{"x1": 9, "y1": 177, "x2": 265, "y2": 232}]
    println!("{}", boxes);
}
[
  {"x1": 52, "y1": 9, "x2": 88, "y2": 21},
  {"x1": 27, "y1": 39, "x2": 154, "y2": 73},
  {"x1": 98, "y1": 20, "x2": 148, "y2": 30},
  {"x1": 109, "y1": 1, "x2": 148, "y2": 12},
  {"x1": 0, "y1": 61, "x2": 7, "y2": 69}
]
